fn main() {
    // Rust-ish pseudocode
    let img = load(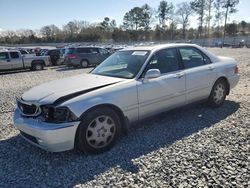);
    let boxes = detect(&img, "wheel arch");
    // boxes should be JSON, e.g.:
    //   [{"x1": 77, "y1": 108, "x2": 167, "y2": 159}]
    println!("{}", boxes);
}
[
  {"x1": 80, "y1": 59, "x2": 89, "y2": 64},
  {"x1": 31, "y1": 59, "x2": 45, "y2": 66},
  {"x1": 214, "y1": 76, "x2": 230, "y2": 95},
  {"x1": 78, "y1": 103, "x2": 128, "y2": 134}
]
